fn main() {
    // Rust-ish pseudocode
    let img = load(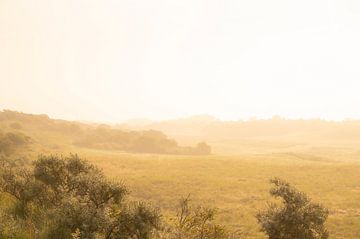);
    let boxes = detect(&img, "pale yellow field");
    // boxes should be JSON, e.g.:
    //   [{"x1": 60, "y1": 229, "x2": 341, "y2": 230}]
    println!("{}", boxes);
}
[
  {"x1": 69, "y1": 148, "x2": 360, "y2": 239},
  {"x1": 2, "y1": 113, "x2": 360, "y2": 238}
]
